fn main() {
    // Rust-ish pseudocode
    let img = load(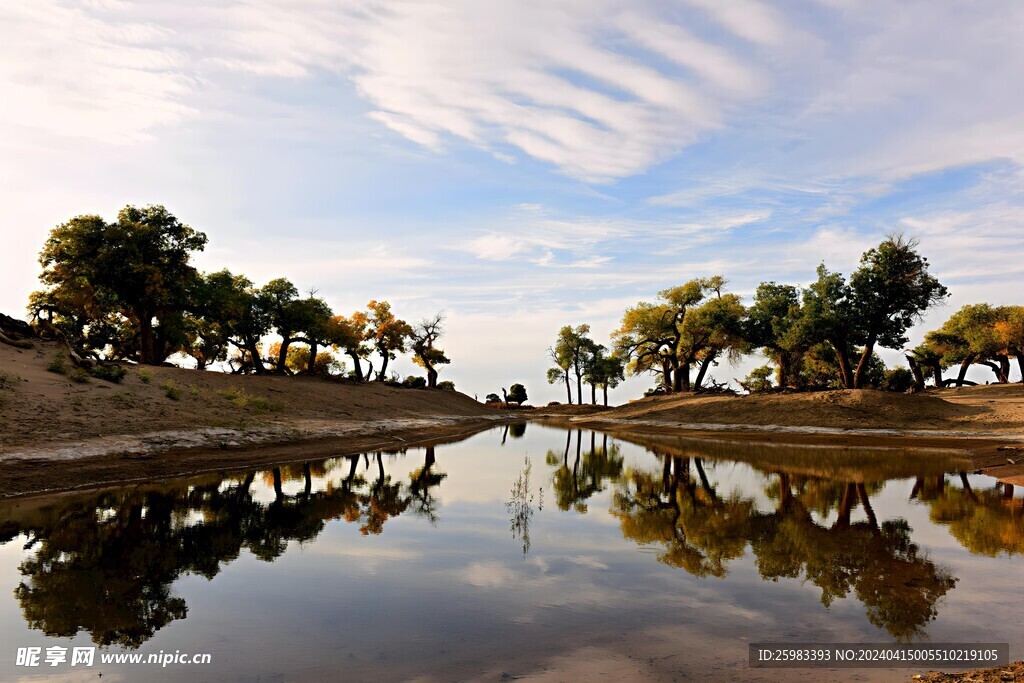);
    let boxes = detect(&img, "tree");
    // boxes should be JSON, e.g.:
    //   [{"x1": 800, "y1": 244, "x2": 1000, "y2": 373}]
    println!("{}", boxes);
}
[
  {"x1": 994, "y1": 305, "x2": 1024, "y2": 383},
  {"x1": 220, "y1": 274, "x2": 273, "y2": 374},
  {"x1": 507, "y1": 383, "x2": 528, "y2": 406},
  {"x1": 613, "y1": 278, "x2": 728, "y2": 393},
  {"x1": 292, "y1": 296, "x2": 334, "y2": 375},
  {"x1": 411, "y1": 313, "x2": 450, "y2": 388},
  {"x1": 584, "y1": 346, "x2": 625, "y2": 406},
  {"x1": 547, "y1": 345, "x2": 574, "y2": 404},
  {"x1": 798, "y1": 265, "x2": 860, "y2": 389},
  {"x1": 327, "y1": 311, "x2": 373, "y2": 381},
  {"x1": 553, "y1": 325, "x2": 594, "y2": 402},
  {"x1": 485, "y1": 393, "x2": 501, "y2": 404},
  {"x1": 613, "y1": 302, "x2": 678, "y2": 393},
  {"x1": 36, "y1": 205, "x2": 208, "y2": 364},
  {"x1": 847, "y1": 234, "x2": 947, "y2": 388},
  {"x1": 261, "y1": 279, "x2": 332, "y2": 374},
  {"x1": 745, "y1": 282, "x2": 806, "y2": 389},
  {"x1": 183, "y1": 270, "x2": 240, "y2": 370},
  {"x1": 679, "y1": 285, "x2": 746, "y2": 391},
  {"x1": 366, "y1": 300, "x2": 412, "y2": 381},
  {"x1": 925, "y1": 304, "x2": 1003, "y2": 386}
]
